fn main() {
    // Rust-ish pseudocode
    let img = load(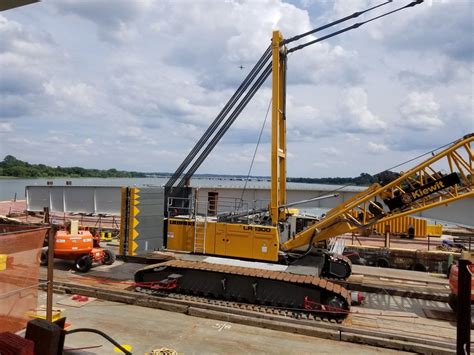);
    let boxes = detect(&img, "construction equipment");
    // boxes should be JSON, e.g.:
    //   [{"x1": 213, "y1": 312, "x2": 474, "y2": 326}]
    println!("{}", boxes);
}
[
  {"x1": 41, "y1": 221, "x2": 115, "y2": 272},
  {"x1": 137, "y1": 132, "x2": 473, "y2": 317},
  {"x1": 136, "y1": 0, "x2": 474, "y2": 319}
]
